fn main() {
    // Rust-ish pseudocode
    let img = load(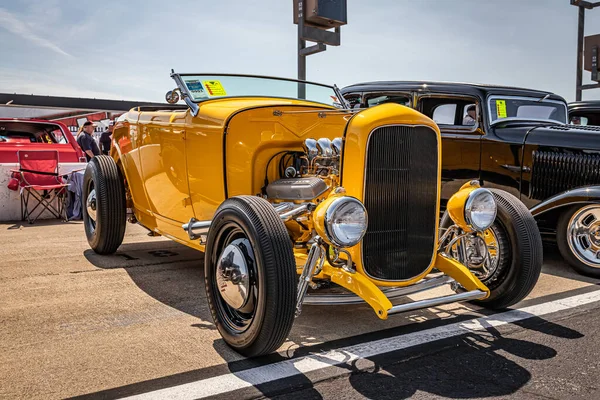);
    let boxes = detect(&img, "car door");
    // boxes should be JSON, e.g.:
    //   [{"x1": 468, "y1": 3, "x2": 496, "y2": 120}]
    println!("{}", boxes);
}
[
  {"x1": 138, "y1": 111, "x2": 195, "y2": 224},
  {"x1": 417, "y1": 94, "x2": 483, "y2": 207}
]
